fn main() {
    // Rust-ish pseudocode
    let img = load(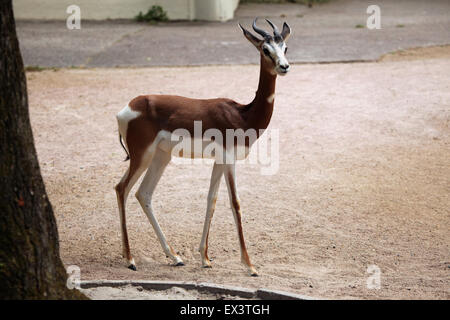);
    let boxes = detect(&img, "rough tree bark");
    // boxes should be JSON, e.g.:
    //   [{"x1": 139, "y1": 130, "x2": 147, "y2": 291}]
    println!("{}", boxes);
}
[{"x1": 0, "y1": 1, "x2": 86, "y2": 299}]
